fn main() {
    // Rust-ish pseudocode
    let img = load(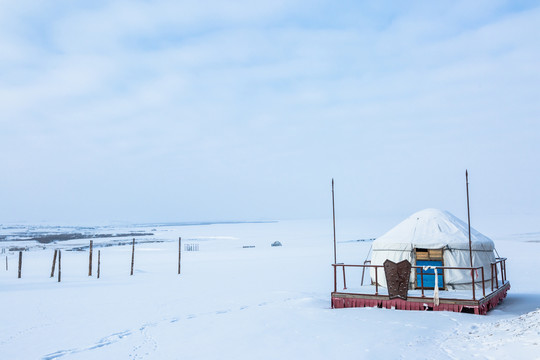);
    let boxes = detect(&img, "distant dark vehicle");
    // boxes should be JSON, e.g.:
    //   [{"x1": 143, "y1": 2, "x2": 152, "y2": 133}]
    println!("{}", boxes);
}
[{"x1": 271, "y1": 241, "x2": 282, "y2": 247}]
